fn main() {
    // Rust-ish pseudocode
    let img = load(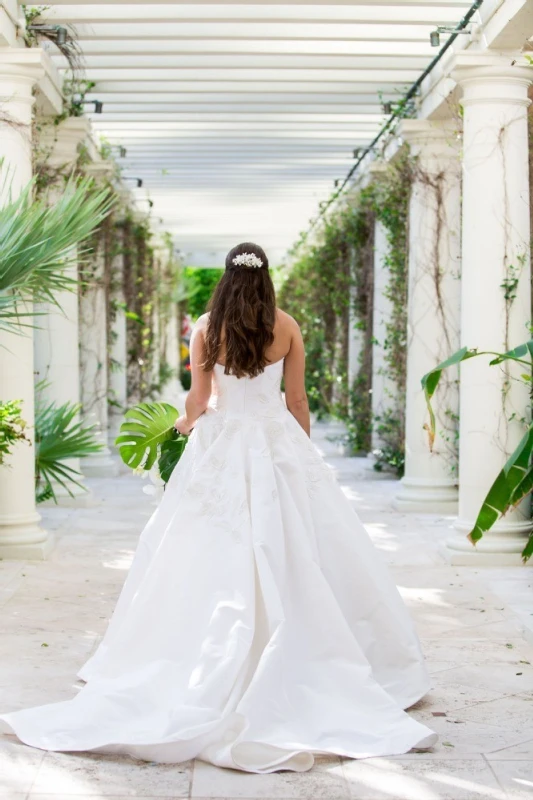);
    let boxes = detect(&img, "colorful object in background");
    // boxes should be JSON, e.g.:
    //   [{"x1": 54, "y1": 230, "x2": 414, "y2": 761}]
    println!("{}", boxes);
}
[{"x1": 115, "y1": 402, "x2": 188, "y2": 485}]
